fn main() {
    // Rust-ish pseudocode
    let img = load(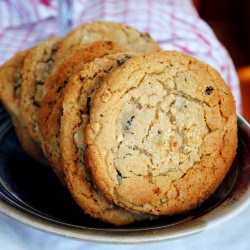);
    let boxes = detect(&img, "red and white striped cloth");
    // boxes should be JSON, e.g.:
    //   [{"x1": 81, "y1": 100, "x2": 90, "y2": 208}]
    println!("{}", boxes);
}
[{"x1": 0, "y1": 0, "x2": 242, "y2": 112}]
